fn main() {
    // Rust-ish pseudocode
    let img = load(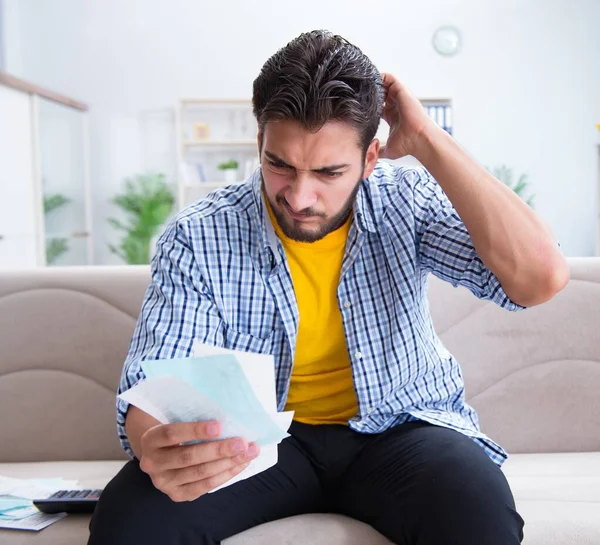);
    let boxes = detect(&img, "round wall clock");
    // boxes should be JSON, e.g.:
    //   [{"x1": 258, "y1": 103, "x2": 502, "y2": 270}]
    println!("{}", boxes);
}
[{"x1": 432, "y1": 26, "x2": 462, "y2": 57}]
